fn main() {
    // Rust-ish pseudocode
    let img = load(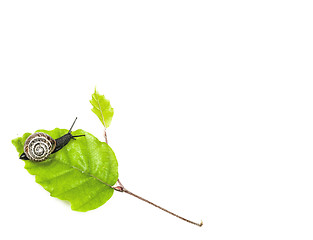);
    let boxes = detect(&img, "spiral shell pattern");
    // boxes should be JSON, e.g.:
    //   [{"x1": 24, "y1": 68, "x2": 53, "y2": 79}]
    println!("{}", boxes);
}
[{"x1": 24, "y1": 132, "x2": 56, "y2": 162}]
